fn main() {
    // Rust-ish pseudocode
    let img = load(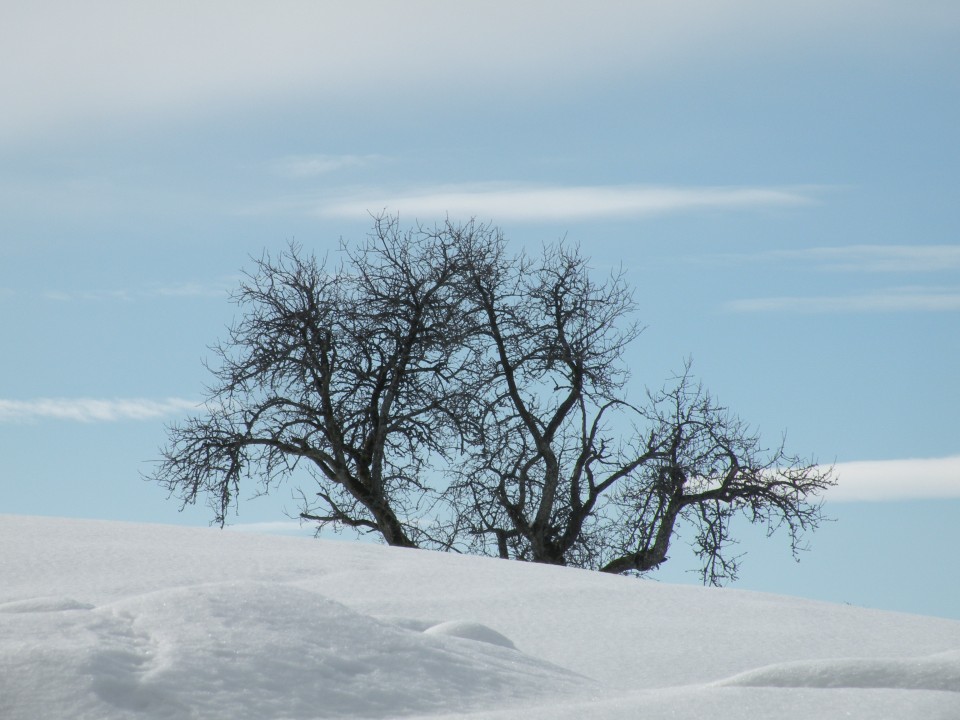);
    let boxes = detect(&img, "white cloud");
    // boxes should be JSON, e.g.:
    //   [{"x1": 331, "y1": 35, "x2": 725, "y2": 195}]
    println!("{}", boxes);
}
[
  {"x1": 150, "y1": 280, "x2": 235, "y2": 299},
  {"x1": 2, "y1": 1, "x2": 955, "y2": 145},
  {"x1": 827, "y1": 456, "x2": 960, "y2": 502},
  {"x1": 43, "y1": 289, "x2": 133, "y2": 303},
  {"x1": 0, "y1": 398, "x2": 198, "y2": 423},
  {"x1": 769, "y1": 245, "x2": 960, "y2": 273},
  {"x1": 726, "y1": 288, "x2": 960, "y2": 313},
  {"x1": 315, "y1": 184, "x2": 814, "y2": 222},
  {"x1": 39, "y1": 280, "x2": 232, "y2": 303},
  {"x1": 271, "y1": 155, "x2": 385, "y2": 178}
]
